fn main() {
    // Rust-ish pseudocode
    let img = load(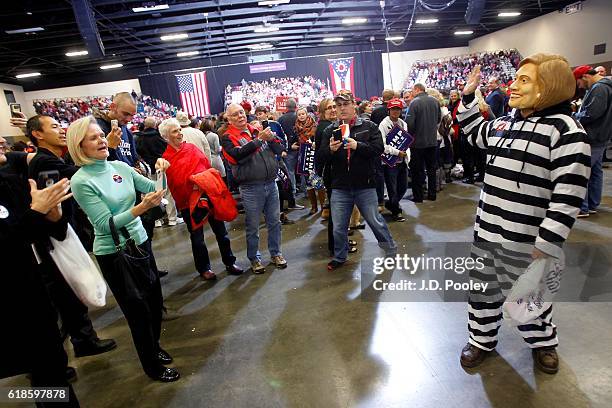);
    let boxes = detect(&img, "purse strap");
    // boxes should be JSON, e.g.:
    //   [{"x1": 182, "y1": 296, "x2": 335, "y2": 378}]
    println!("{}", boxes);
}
[{"x1": 109, "y1": 217, "x2": 133, "y2": 251}]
